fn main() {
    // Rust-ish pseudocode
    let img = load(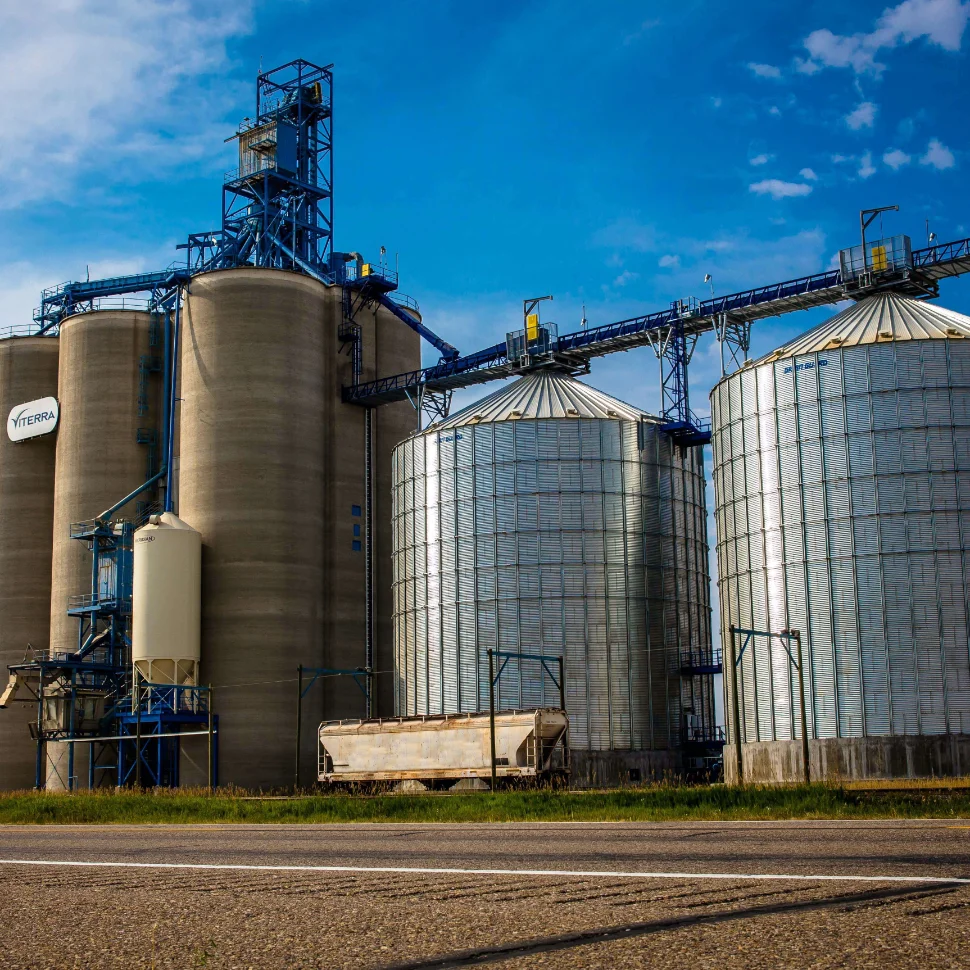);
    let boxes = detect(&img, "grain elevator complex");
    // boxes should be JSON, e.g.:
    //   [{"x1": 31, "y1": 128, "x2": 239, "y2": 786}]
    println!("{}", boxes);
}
[{"x1": 1, "y1": 61, "x2": 970, "y2": 790}]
